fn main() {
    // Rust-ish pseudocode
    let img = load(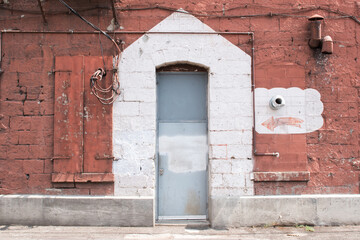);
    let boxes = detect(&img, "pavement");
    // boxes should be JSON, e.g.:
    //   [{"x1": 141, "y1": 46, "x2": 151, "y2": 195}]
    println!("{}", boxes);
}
[{"x1": 1, "y1": 225, "x2": 360, "y2": 240}]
